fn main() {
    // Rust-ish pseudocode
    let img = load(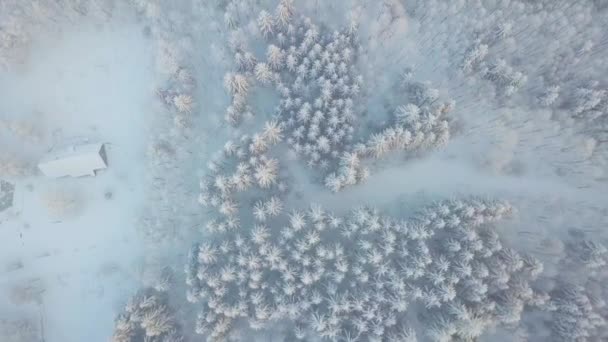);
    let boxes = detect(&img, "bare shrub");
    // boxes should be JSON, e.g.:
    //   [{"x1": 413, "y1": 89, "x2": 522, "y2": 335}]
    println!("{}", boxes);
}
[
  {"x1": 9, "y1": 278, "x2": 45, "y2": 306},
  {"x1": 41, "y1": 186, "x2": 84, "y2": 219},
  {"x1": 0, "y1": 318, "x2": 40, "y2": 342}
]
